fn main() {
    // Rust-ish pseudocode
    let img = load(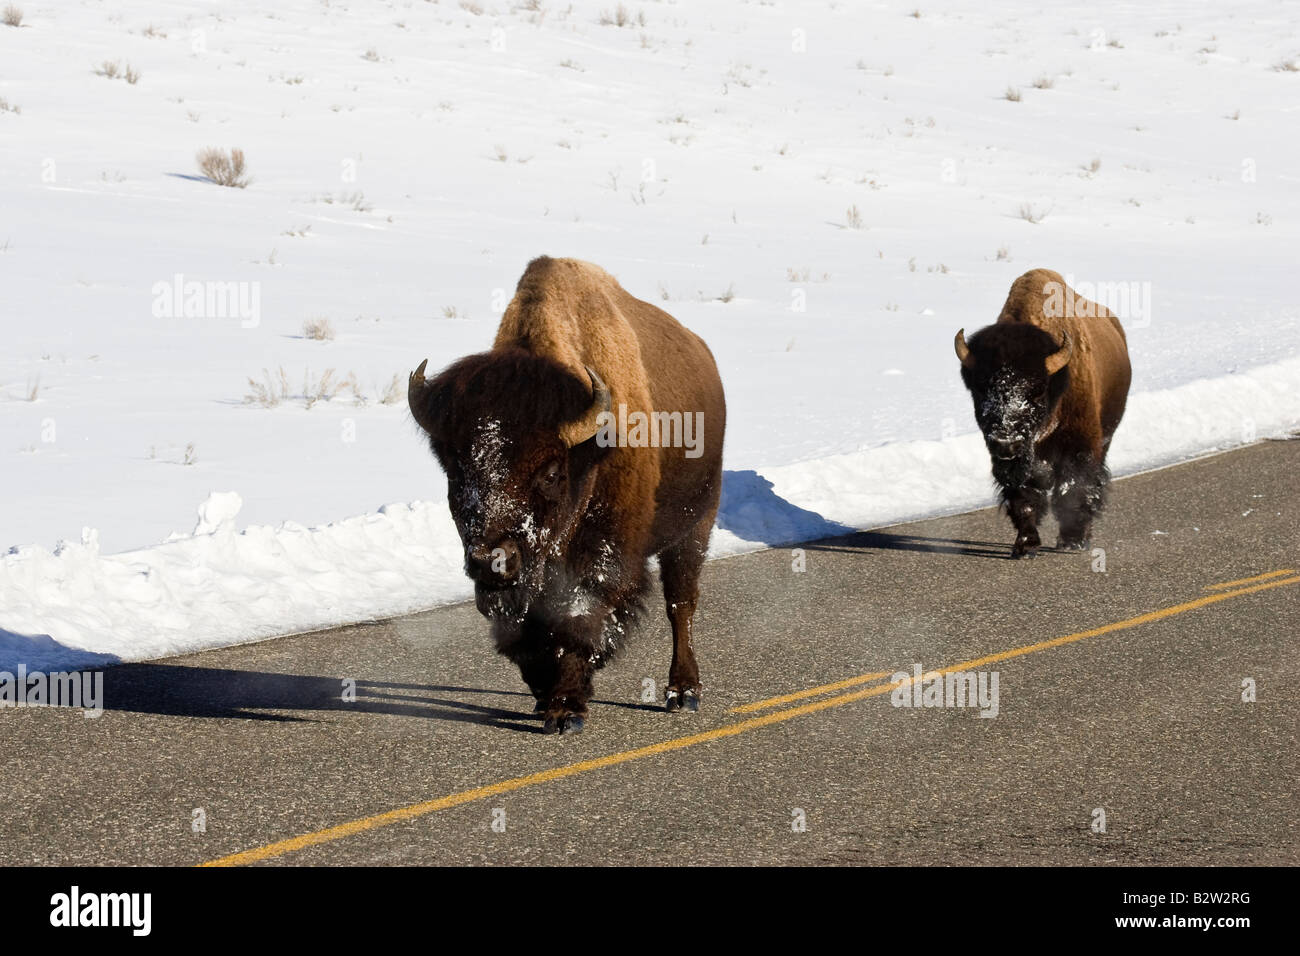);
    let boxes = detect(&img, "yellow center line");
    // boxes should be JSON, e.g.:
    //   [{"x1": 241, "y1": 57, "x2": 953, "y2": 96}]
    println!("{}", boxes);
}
[
  {"x1": 201, "y1": 571, "x2": 1300, "y2": 867},
  {"x1": 1204, "y1": 569, "x2": 1295, "y2": 591},
  {"x1": 728, "y1": 670, "x2": 895, "y2": 714}
]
